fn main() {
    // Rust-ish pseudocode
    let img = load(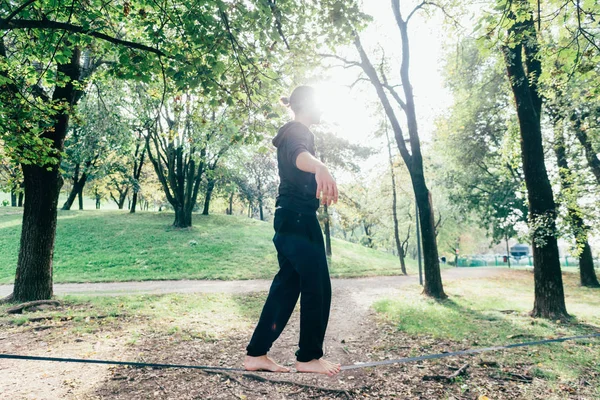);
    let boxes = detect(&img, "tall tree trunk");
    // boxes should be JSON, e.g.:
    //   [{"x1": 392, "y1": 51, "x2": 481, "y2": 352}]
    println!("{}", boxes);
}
[
  {"x1": 553, "y1": 119, "x2": 599, "y2": 288},
  {"x1": 323, "y1": 204, "x2": 332, "y2": 256},
  {"x1": 130, "y1": 192, "x2": 139, "y2": 213},
  {"x1": 78, "y1": 187, "x2": 83, "y2": 210},
  {"x1": 119, "y1": 192, "x2": 127, "y2": 210},
  {"x1": 62, "y1": 169, "x2": 89, "y2": 210},
  {"x1": 503, "y1": 8, "x2": 568, "y2": 318},
  {"x1": 10, "y1": 189, "x2": 17, "y2": 207},
  {"x1": 385, "y1": 121, "x2": 407, "y2": 275},
  {"x1": 11, "y1": 166, "x2": 63, "y2": 301},
  {"x1": 363, "y1": 221, "x2": 374, "y2": 248},
  {"x1": 202, "y1": 177, "x2": 216, "y2": 216},
  {"x1": 173, "y1": 205, "x2": 192, "y2": 228},
  {"x1": 413, "y1": 186, "x2": 443, "y2": 294},
  {"x1": 572, "y1": 116, "x2": 600, "y2": 186},
  {"x1": 227, "y1": 192, "x2": 234, "y2": 215},
  {"x1": 258, "y1": 198, "x2": 264, "y2": 221},
  {"x1": 8, "y1": 47, "x2": 83, "y2": 302},
  {"x1": 130, "y1": 145, "x2": 145, "y2": 214},
  {"x1": 18, "y1": 191, "x2": 24, "y2": 207}
]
